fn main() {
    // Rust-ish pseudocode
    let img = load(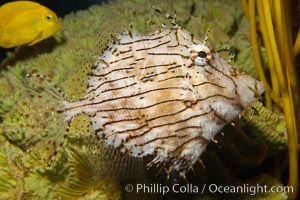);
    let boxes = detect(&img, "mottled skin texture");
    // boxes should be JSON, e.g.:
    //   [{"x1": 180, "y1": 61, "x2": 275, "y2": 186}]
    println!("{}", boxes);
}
[{"x1": 63, "y1": 27, "x2": 264, "y2": 176}]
